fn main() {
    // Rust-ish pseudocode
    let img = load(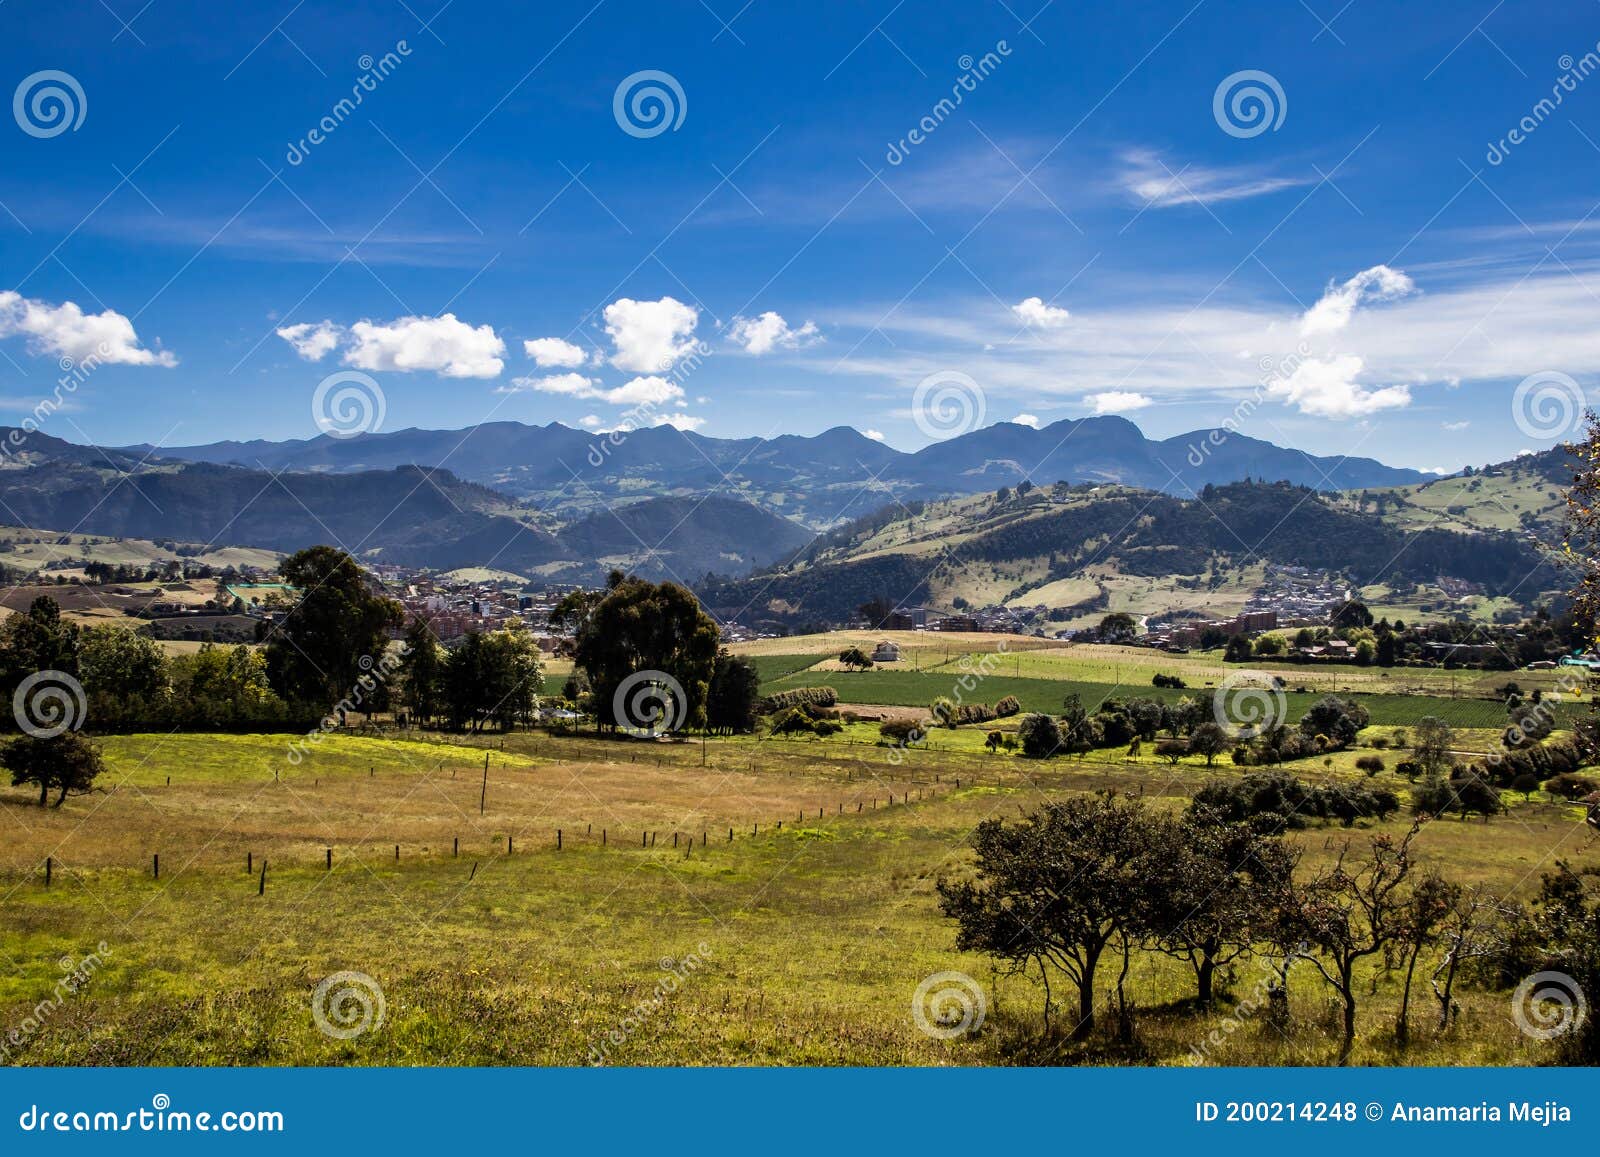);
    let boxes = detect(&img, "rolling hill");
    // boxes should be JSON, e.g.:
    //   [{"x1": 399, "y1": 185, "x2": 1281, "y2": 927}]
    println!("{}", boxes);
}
[{"x1": 696, "y1": 478, "x2": 1559, "y2": 632}]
